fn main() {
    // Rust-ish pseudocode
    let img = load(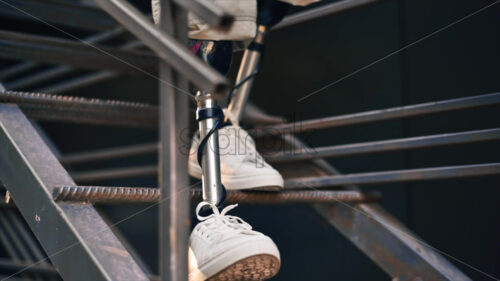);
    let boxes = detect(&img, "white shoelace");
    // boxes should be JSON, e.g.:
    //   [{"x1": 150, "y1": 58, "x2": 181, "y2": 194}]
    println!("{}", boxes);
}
[{"x1": 195, "y1": 202, "x2": 255, "y2": 243}]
